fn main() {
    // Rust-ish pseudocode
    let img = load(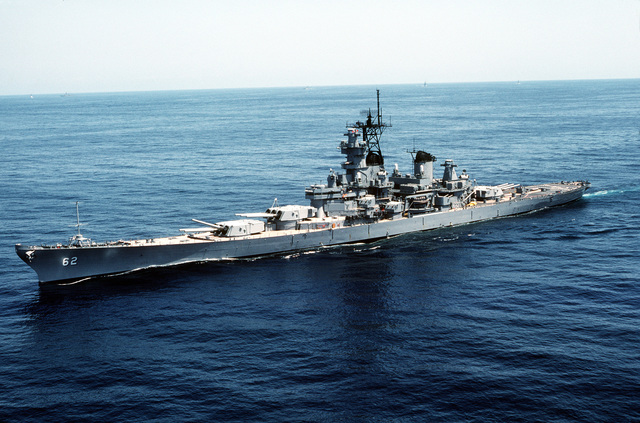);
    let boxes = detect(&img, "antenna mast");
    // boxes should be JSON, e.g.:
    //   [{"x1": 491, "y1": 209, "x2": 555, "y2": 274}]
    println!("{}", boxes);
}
[
  {"x1": 75, "y1": 201, "x2": 83, "y2": 236},
  {"x1": 377, "y1": 89, "x2": 381, "y2": 126},
  {"x1": 351, "y1": 89, "x2": 390, "y2": 165}
]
